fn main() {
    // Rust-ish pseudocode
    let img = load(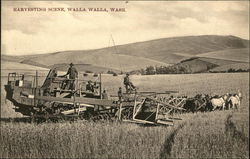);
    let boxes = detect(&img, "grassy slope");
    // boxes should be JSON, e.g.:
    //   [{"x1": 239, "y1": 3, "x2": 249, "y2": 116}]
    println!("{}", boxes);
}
[
  {"x1": 171, "y1": 48, "x2": 249, "y2": 73},
  {"x1": 177, "y1": 58, "x2": 218, "y2": 73},
  {"x1": 1, "y1": 55, "x2": 26, "y2": 63},
  {"x1": 209, "y1": 63, "x2": 249, "y2": 72},
  {"x1": 1, "y1": 61, "x2": 48, "y2": 70},
  {"x1": 49, "y1": 63, "x2": 120, "y2": 73},
  {"x1": 114, "y1": 35, "x2": 248, "y2": 63},
  {"x1": 25, "y1": 51, "x2": 169, "y2": 72},
  {"x1": 1, "y1": 61, "x2": 49, "y2": 78},
  {"x1": 196, "y1": 48, "x2": 249, "y2": 63},
  {"x1": 198, "y1": 57, "x2": 241, "y2": 66}
]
